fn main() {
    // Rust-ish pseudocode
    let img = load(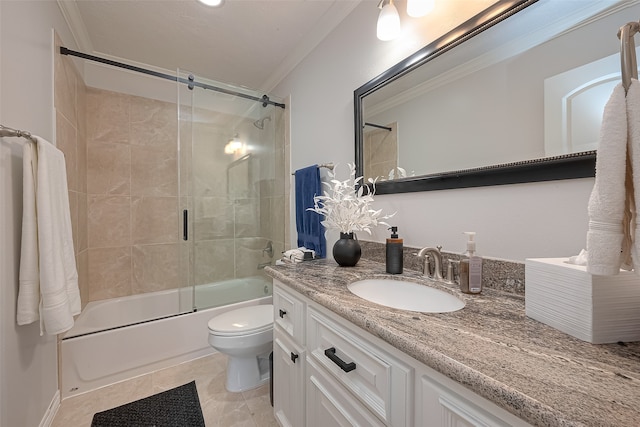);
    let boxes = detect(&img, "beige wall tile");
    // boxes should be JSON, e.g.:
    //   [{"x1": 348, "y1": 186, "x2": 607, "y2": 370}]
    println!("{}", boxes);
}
[
  {"x1": 234, "y1": 199, "x2": 259, "y2": 237},
  {"x1": 194, "y1": 239, "x2": 234, "y2": 285},
  {"x1": 67, "y1": 191, "x2": 78, "y2": 252},
  {"x1": 56, "y1": 113, "x2": 78, "y2": 191},
  {"x1": 77, "y1": 129, "x2": 87, "y2": 194},
  {"x1": 130, "y1": 96, "x2": 177, "y2": 151},
  {"x1": 193, "y1": 196, "x2": 233, "y2": 241},
  {"x1": 132, "y1": 243, "x2": 180, "y2": 294},
  {"x1": 235, "y1": 237, "x2": 269, "y2": 278},
  {"x1": 131, "y1": 146, "x2": 177, "y2": 196},
  {"x1": 87, "y1": 88, "x2": 130, "y2": 145},
  {"x1": 87, "y1": 195, "x2": 131, "y2": 248},
  {"x1": 76, "y1": 250, "x2": 89, "y2": 310},
  {"x1": 88, "y1": 247, "x2": 132, "y2": 301},
  {"x1": 78, "y1": 193, "x2": 88, "y2": 252},
  {"x1": 87, "y1": 141, "x2": 131, "y2": 195},
  {"x1": 77, "y1": 76, "x2": 87, "y2": 141},
  {"x1": 271, "y1": 196, "x2": 285, "y2": 244},
  {"x1": 192, "y1": 125, "x2": 228, "y2": 197},
  {"x1": 131, "y1": 196, "x2": 179, "y2": 244}
]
